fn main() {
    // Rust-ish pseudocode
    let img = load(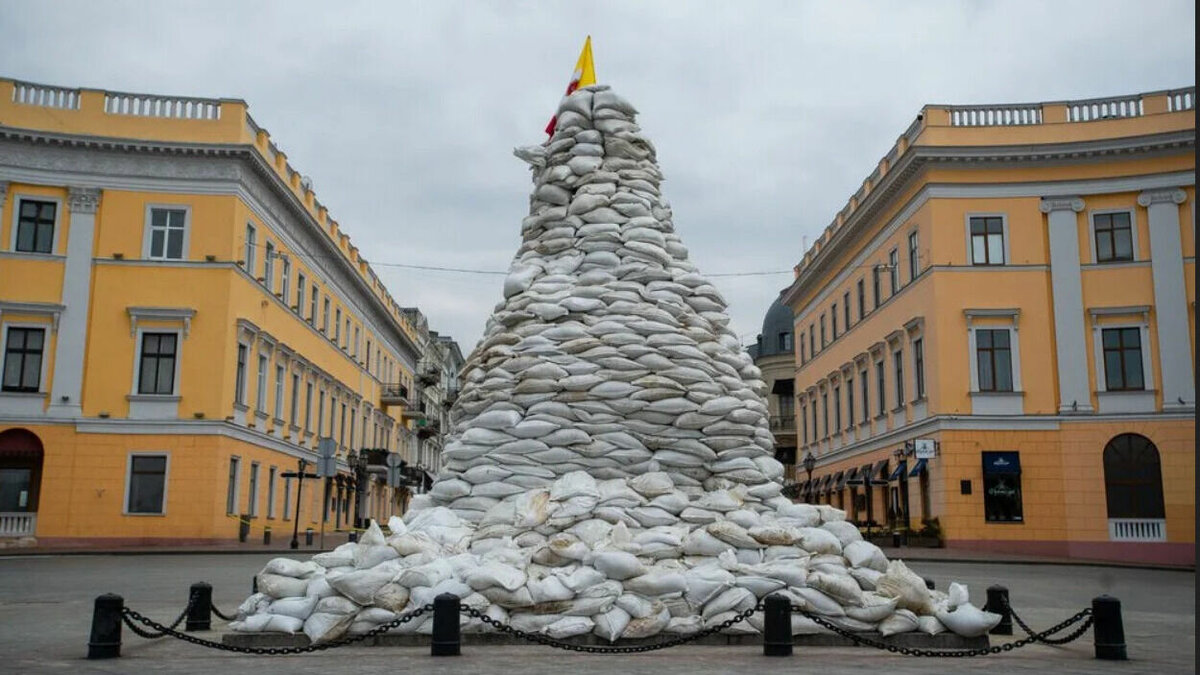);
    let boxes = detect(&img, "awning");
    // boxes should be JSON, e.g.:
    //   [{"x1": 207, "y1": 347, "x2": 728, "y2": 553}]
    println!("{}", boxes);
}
[
  {"x1": 983, "y1": 451, "x2": 1021, "y2": 474},
  {"x1": 821, "y1": 474, "x2": 834, "y2": 494},
  {"x1": 888, "y1": 461, "x2": 908, "y2": 481},
  {"x1": 871, "y1": 459, "x2": 890, "y2": 485},
  {"x1": 772, "y1": 378, "x2": 795, "y2": 395},
  {"x1": 832, "y1": 470, "x2": 846, "y2": 490},
  {"x1": 908, "y1": 458, "x2": 927, "y2": 477},
  {"x1": 845, "y1": 464, "x2": 870, "y2": 485}
]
